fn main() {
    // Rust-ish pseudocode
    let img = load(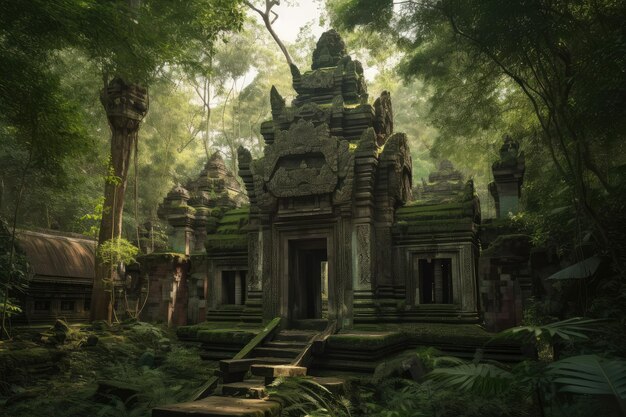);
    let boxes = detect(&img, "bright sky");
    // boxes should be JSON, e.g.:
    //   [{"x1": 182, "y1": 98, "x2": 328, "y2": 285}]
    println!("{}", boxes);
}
[
  {"x1": 256, "y1": 1, "x2": 327, "y2": 43},
  {"x1": 245, "y1": 1, "x2": 379, "y2": 82}
]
